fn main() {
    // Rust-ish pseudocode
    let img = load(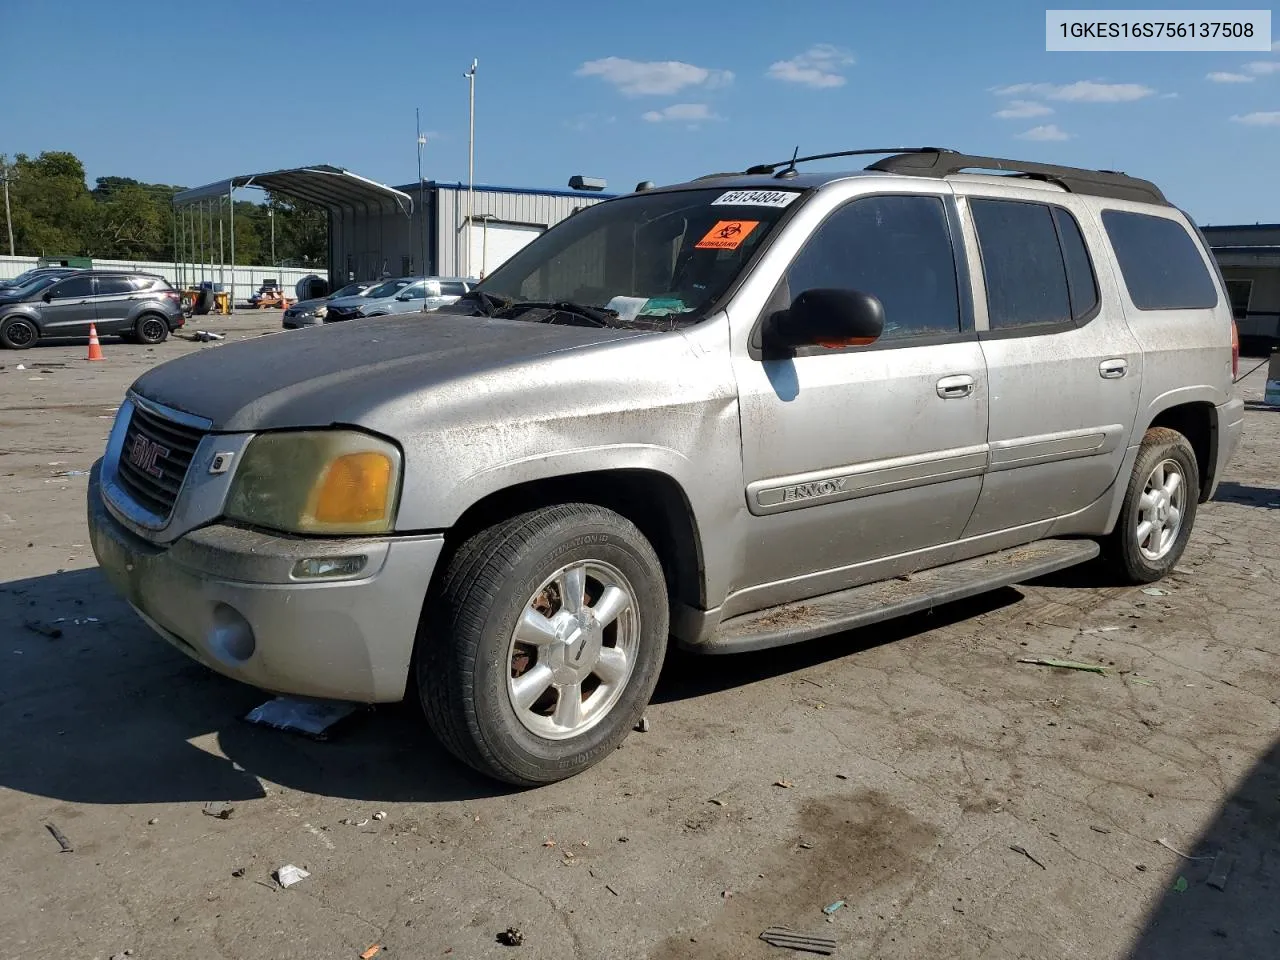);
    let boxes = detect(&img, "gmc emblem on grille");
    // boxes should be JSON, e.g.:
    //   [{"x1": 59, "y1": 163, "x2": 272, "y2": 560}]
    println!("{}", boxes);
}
[{"x1": 127, "y1": 434, "x2": 170, "y2": 479}]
